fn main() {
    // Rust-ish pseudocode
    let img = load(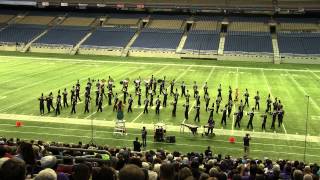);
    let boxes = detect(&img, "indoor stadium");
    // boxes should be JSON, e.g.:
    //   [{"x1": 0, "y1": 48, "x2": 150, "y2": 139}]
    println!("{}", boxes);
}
[{"x1": 0, "y1": 0, "x2": 320, "y2": 179}]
